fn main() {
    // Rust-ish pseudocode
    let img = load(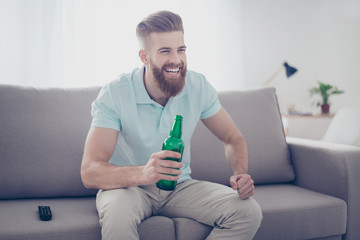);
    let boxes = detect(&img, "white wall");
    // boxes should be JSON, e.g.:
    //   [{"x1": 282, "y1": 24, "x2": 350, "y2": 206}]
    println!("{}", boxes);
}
[
  {"x1": 240, "y1": 0, "x2": 360, "y2": 114},
  {"x1": 1, "y1": 0, "x2": 359, "y2": 116},
  {"x1": 0, "y1": 0, "x2": 244, "y2": 89}
]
